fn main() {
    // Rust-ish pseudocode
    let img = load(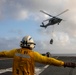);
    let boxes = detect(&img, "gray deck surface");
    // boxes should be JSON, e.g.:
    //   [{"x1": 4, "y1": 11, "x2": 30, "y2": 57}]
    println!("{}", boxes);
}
[{"x1": 0, "y1": 56, "x2": 76, "y2": 75}]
